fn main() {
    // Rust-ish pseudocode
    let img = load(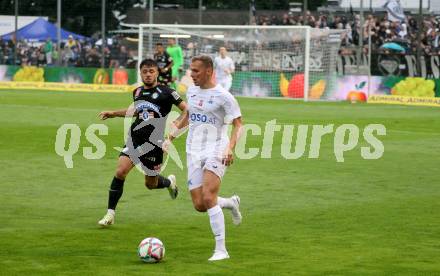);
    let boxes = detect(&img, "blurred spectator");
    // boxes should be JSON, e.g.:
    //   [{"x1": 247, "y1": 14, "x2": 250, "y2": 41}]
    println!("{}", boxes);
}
[
  {"x1": 103, "y1": 46, "x2": 111, "y2": 67},
  {"x1": 427, "y1": 28, "x2": 440, "y2": 55},
  {"x1": 5, "y1": 46, "x2": 14, "y2": 65},
  {"x1": 0, "y1": 38, "x2": 4, "y2": 64},
  {"x1": 44, "y1": 38, "x2": 53, "y2": 65},
  {"x1": 66, "y1": 35, "x2": 76, "y2": 49},
  {"x1": 281, "y1": 13, "x2": 291, "y2": 25},
  {"x1": 109, "y1": 43, "x2": 120, "y2": 68},
  {"x1": 52, "y1": 45, "x2": 59, "y2": 65},
  {"x1": 85, "y1": 47, "x2": 100, "y2": 68},
  {"x1": 117, "y1": 46, "x2": 128, "y2": 68},
  {"x1": 62, "y1": 44, "x2": 74, "y2": 66}
]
